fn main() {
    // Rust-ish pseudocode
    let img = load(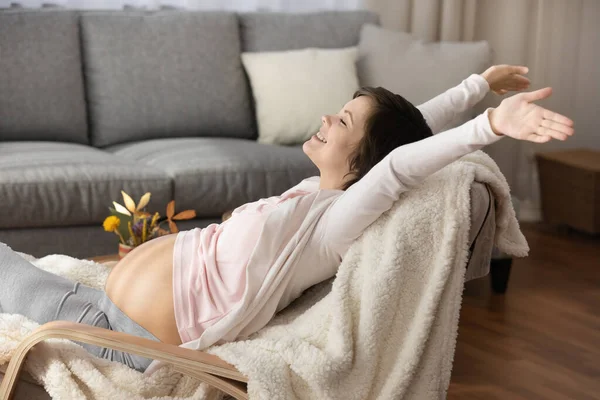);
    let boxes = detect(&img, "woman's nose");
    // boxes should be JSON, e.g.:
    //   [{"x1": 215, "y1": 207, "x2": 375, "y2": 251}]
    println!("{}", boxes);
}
[{"x1": 321, "y1": 115, "x2": 331, "y2": 127}]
